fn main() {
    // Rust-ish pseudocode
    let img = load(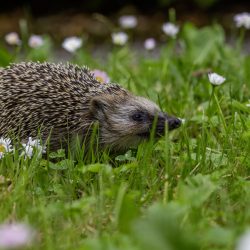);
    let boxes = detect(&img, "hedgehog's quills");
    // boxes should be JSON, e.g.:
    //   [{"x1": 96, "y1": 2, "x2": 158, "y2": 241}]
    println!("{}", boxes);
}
[{"x1": 0, "y1": 62, "x2": 181, "y2": 153}]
